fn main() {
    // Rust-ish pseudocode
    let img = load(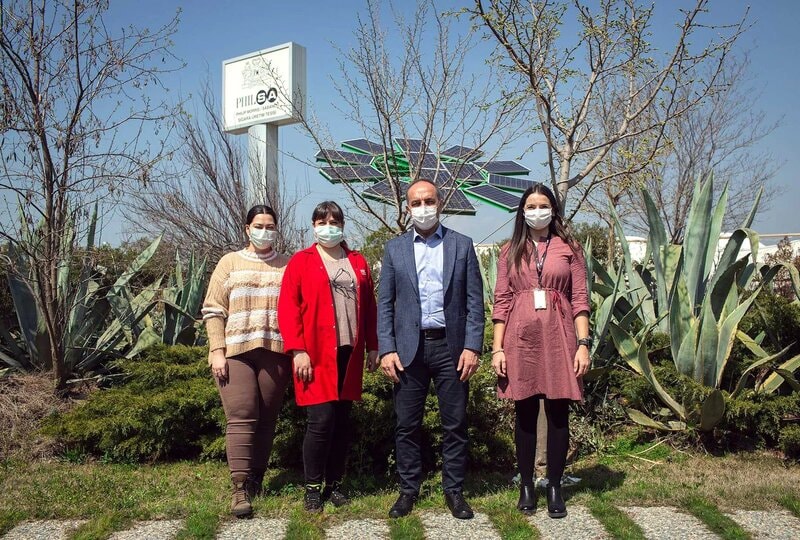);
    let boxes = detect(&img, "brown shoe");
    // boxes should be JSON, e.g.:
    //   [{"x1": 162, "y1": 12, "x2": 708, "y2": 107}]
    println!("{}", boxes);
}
[
  {"x1": 246, "y1": 470, "x2": 264, "y2": 499},
  {"x1": 231, "y1": 473, "x2": 253, "y2": 518}
]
